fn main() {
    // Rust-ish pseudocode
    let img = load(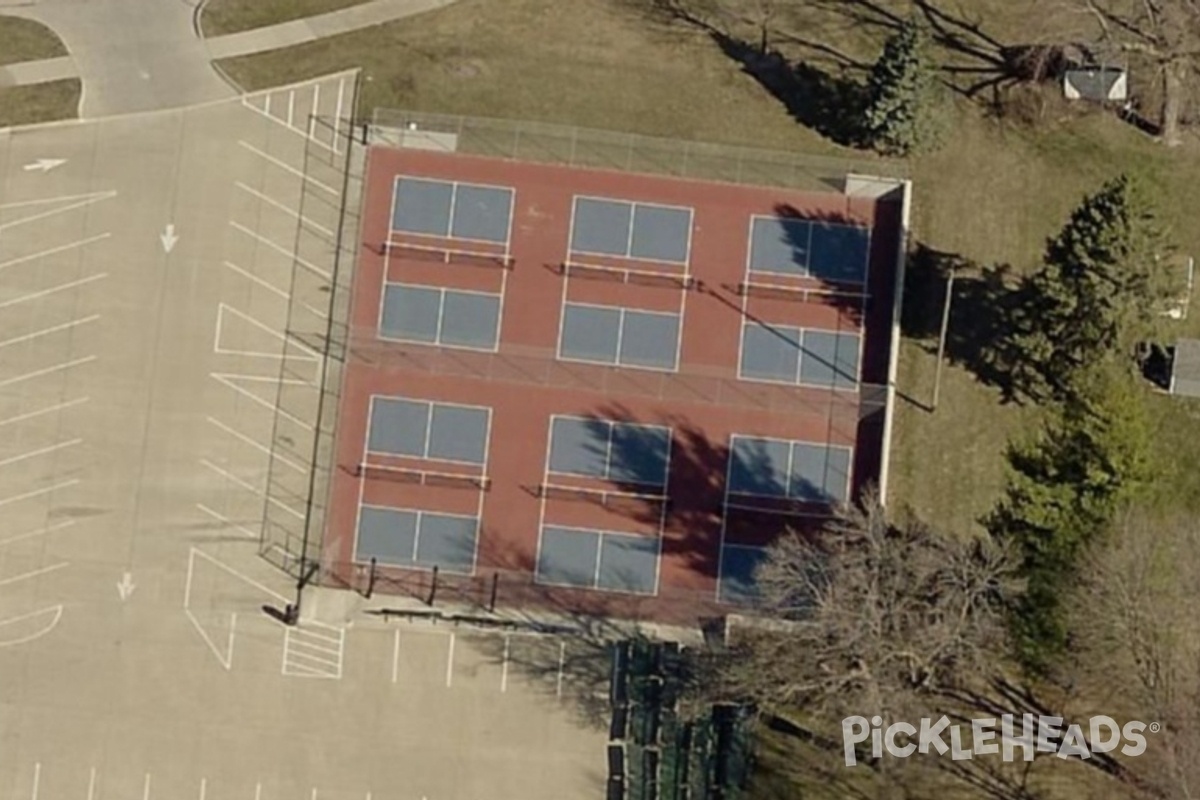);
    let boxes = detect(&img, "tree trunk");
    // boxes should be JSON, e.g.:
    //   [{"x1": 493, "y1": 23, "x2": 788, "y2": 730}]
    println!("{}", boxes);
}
[{"x1": 1160, "y1": 60, "x2": 1186, "y2": 147}]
